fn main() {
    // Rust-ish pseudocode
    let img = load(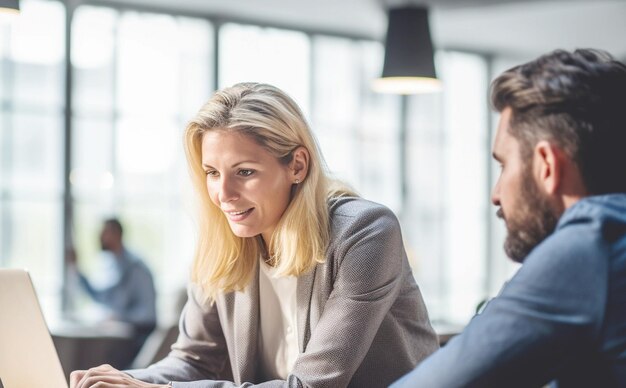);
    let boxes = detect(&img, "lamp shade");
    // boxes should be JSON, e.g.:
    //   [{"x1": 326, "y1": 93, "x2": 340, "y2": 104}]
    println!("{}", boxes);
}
[
  {"x1": 0, "y1": 0, "x2": 19, "y2": 13},
  {"x1": 372, "y1": 6, "x2": 441, "y2": 94}
]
